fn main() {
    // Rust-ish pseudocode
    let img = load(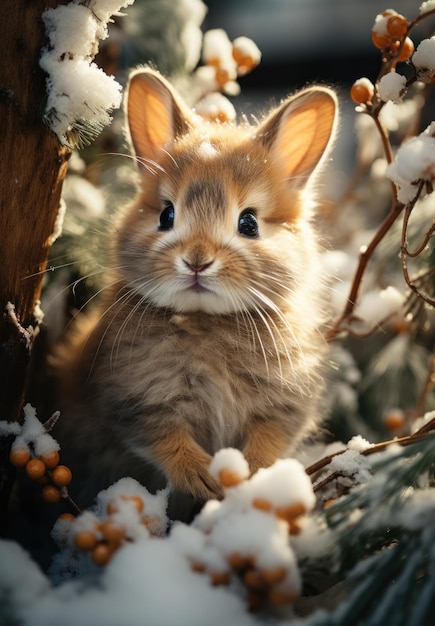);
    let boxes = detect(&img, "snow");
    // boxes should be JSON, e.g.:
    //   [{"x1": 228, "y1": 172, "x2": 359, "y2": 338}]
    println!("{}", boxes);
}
[
  {"x1": 209, "y1": 447, "x2": 250, "y2": 483},
  {"x1": 0, "y1": 420, "x2": 21, "y2": 436},
  {"x1": 412, "y1": 36, "x2": 435, "y2": 82},
  {"x1": 40, "y1": 0, "x2": 134, "y2": 148},
  {"x1": 328, "y1": 449, "x2": 372, "y2": 484},
  {"x1": 353, "y1": 286, "x2": 405, "y2": 326},
  {"x1": 413, "y1": 36, "x2": 435, "y2": 70},
  {"x1": 1, "y1": 451, "x2": 324, "y2": 624},
  {"x1": 247, "y1": 459, "x2": 316, "y2": 511},
  {"x1": 195, "y1": 92, "x2": 237, "y2": 122},
  {"x1": 179, "y1": 0, "x2": 208, "y2": 72},
  {"x1": 386, "y1": 123, "x2": 435, "y2": 203},
  {"x1": 202, "y1": 28, "x2": 234, "y2": 70},
  {"x1": 5, "y1": 403, "x2": 60, "y2": 455},
  {"x1": 372, "y1": 12, "x2": 392, "y2": 36},
  {"x1": 2, "y1": 538, "x2": 258, "y2": 626},
  {"x1": 347, "y1": 435, "x2": 373, "y2": 453},
  {"x1": 377, "y1": 72, "x2": 407, "y2": 103},
  {"x1": 0, "y1": 541, "x2": 50, "y2": 609},
  {"x1": 420, "y1": 1, "x2": 435, "y2": 15}
]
